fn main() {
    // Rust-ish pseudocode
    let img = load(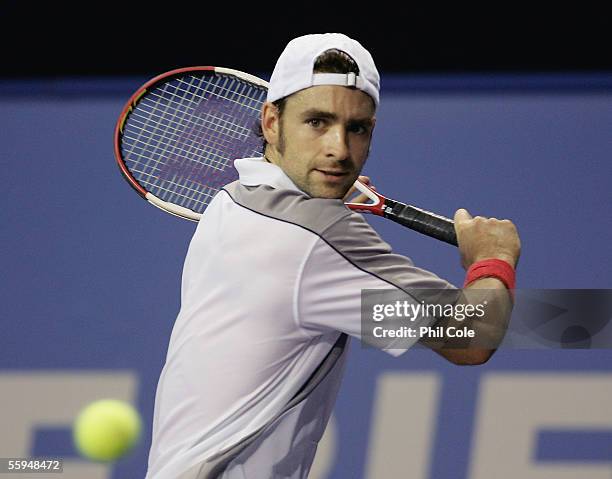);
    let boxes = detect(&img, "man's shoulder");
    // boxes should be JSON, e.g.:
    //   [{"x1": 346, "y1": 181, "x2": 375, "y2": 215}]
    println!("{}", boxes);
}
[{"x1": 222, "y1": 182, "x2": 355, "y2": 236}]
